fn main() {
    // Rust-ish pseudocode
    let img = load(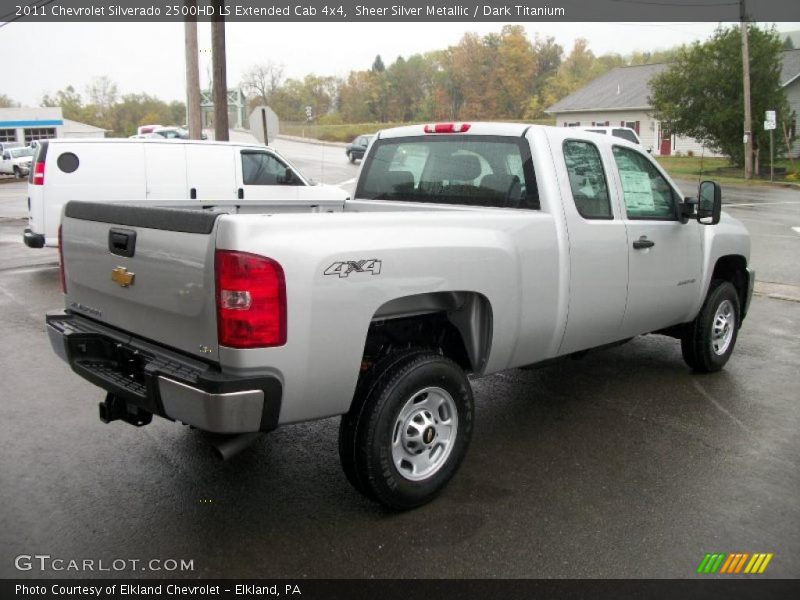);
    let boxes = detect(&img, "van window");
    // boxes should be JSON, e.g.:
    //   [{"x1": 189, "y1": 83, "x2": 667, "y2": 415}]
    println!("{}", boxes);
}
[
  {"x1": 241, "y1": 151, "x2": 293, "y2": 185},
  {"x1": 356, "y1": 135, "x2": 539, "y2": 210},
  {"x1": 563, "y1": 140, "x2": 612, "y2": 219},
  {"x1": 612, "y1": 146, "x2": 677, "y2": 220}
]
